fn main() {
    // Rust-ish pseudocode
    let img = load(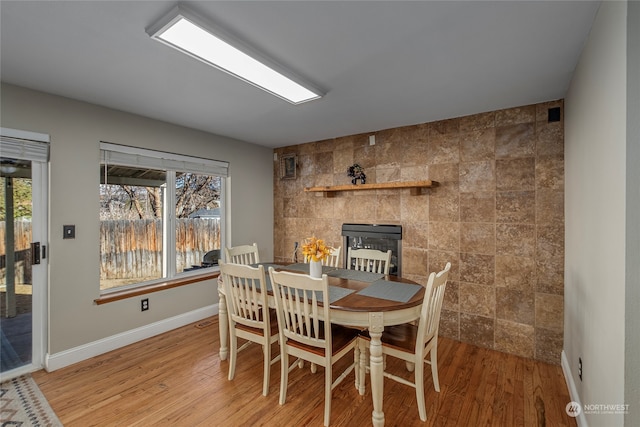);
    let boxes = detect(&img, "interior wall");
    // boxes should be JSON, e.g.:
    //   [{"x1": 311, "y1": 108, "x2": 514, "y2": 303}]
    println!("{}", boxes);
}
[
  {"x1": 273, "y1": 99, "x2": 565, "y2": 364},
  {"x1": 625, "y1": 1, "x2": 640, "y2": 425},
  {"x1": 564, "y1": 2, "x2": 627, "y2": 426},
  {"x1": 0, "y1": 83, "x2": 274, "y2": 355}
]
